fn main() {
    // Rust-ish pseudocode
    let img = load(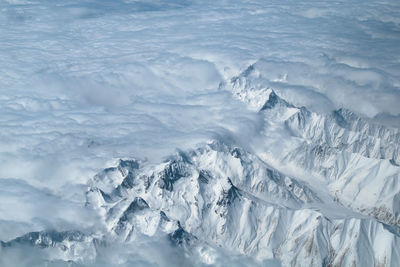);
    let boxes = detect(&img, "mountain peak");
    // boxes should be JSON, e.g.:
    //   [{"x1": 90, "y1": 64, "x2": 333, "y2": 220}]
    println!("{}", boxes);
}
[{"x1": 260, "y1": 90, "x2": 292, "y2": 111}]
